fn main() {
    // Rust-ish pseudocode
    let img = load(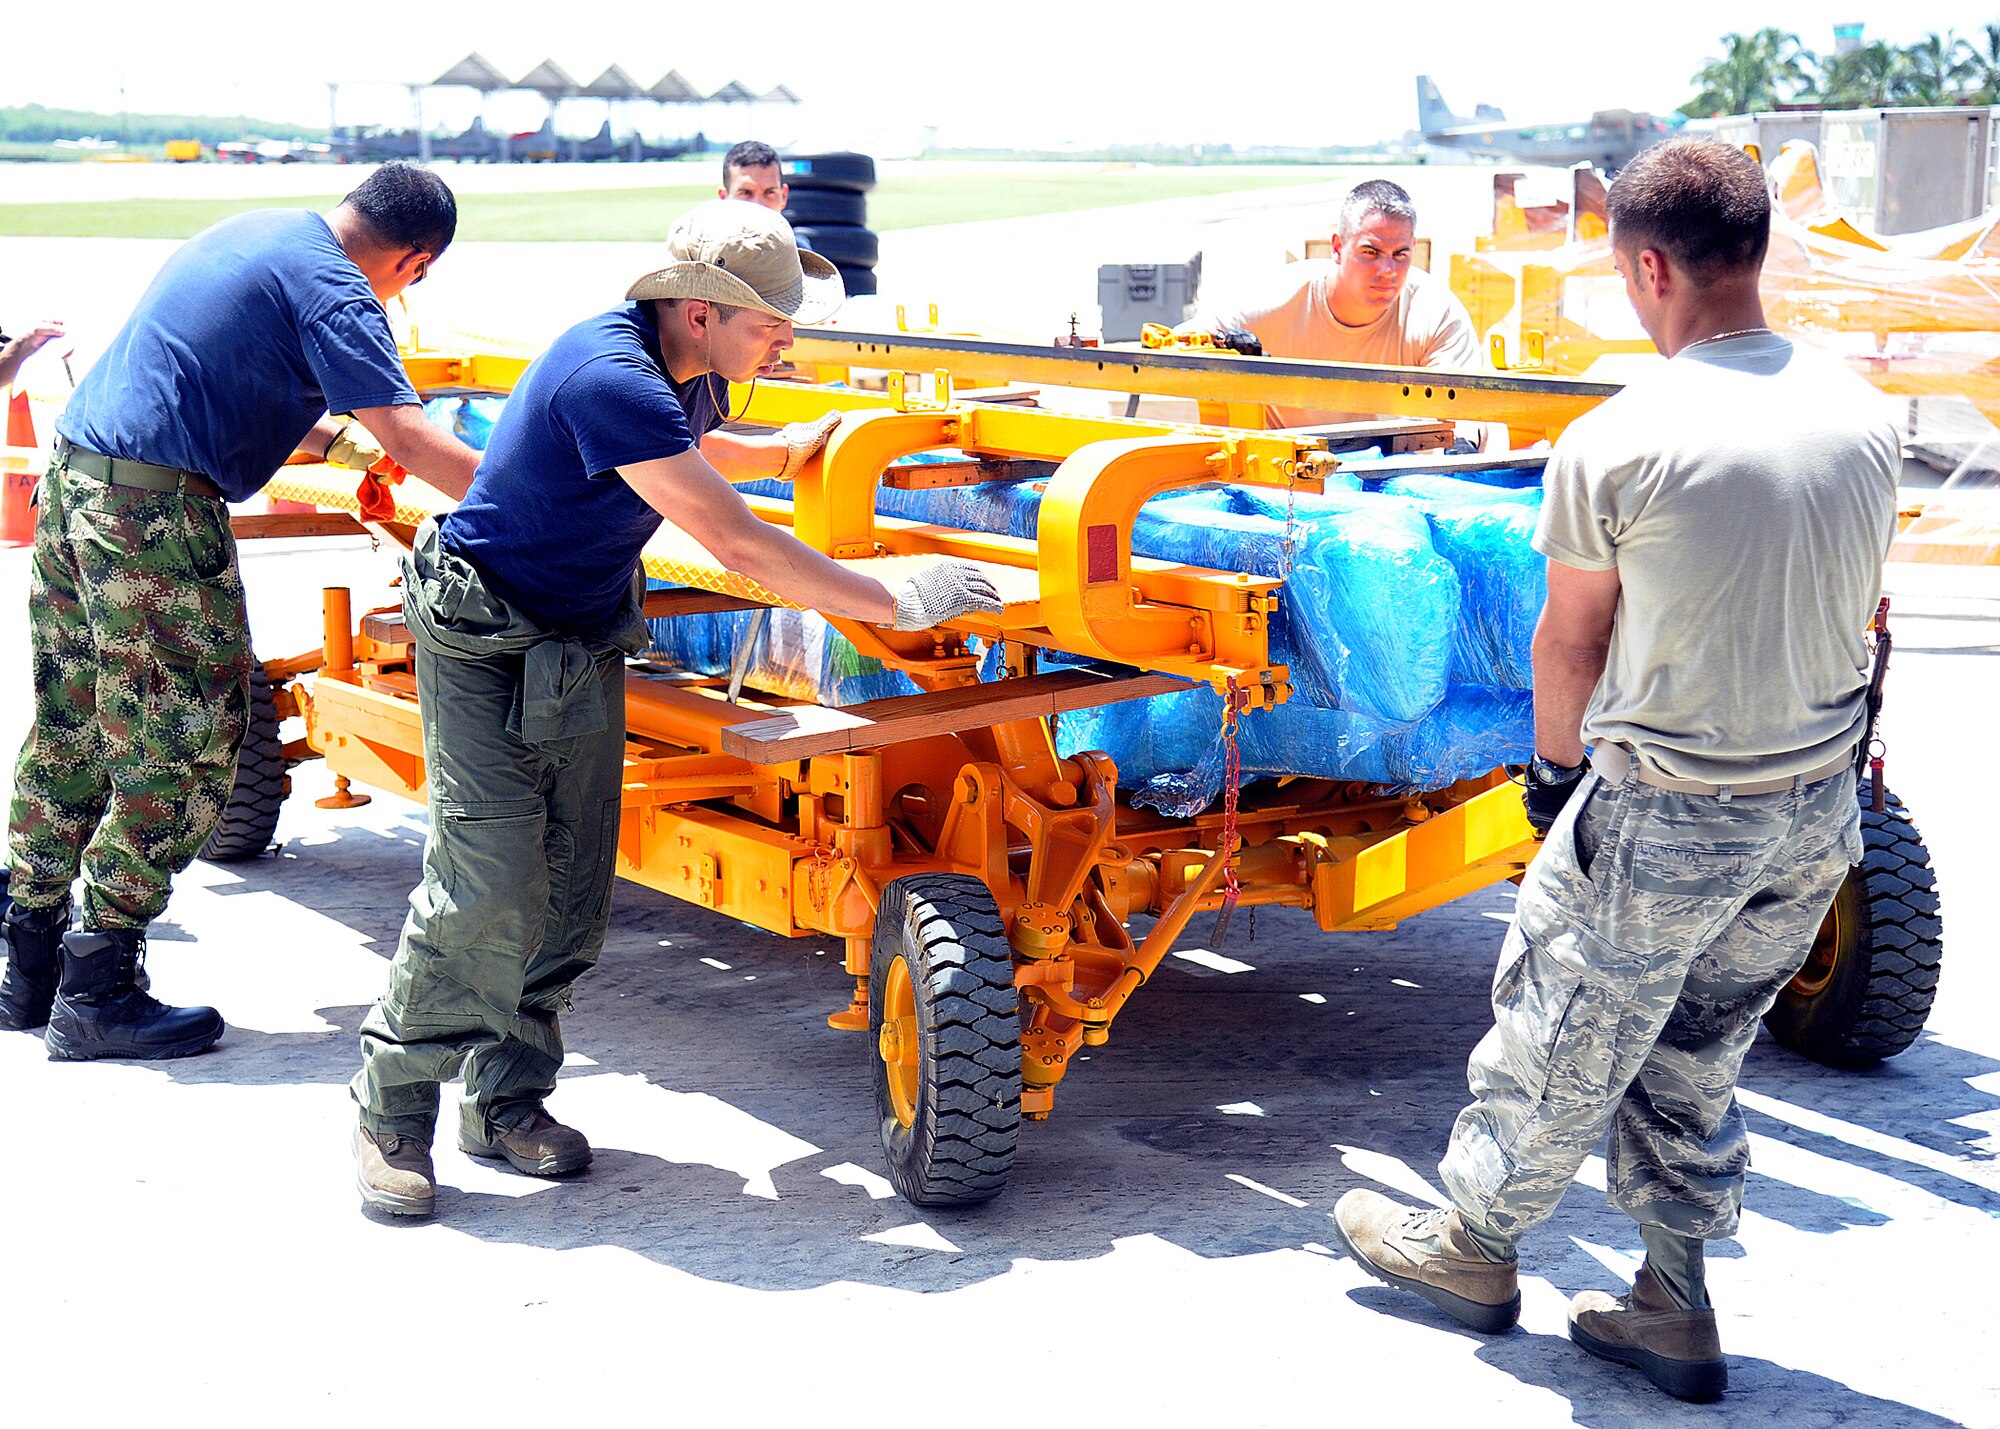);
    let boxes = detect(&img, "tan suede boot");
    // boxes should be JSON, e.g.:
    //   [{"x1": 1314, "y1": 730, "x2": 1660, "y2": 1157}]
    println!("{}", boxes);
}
[
  {"x1": 459, "y1": 1108, "x2": 592, "y2": 1177},
  {"x1": 1331, "y1": 1189, "x2": 1521, "y2": 1333},
  {"x1": 354, "y1": 1125, "x2": 436, "y2": 1218},
  {"x1": 1569, "y1": 1261, "x2": 1727, "y2": 1402}
]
